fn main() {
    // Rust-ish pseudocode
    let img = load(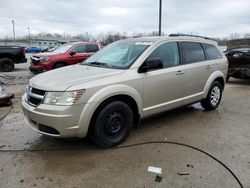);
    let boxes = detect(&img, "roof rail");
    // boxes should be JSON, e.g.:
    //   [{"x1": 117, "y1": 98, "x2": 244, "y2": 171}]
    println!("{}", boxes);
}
[{"x1": 169, "y1": 34, "x2": 212, "y2": 40}]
